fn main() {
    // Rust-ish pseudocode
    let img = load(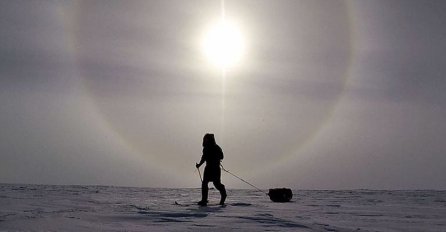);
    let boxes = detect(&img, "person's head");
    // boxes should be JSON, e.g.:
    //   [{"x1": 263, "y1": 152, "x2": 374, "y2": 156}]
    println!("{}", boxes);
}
[{"x1": 203, "y1": 133, "x2": 216, "y2": 147}]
